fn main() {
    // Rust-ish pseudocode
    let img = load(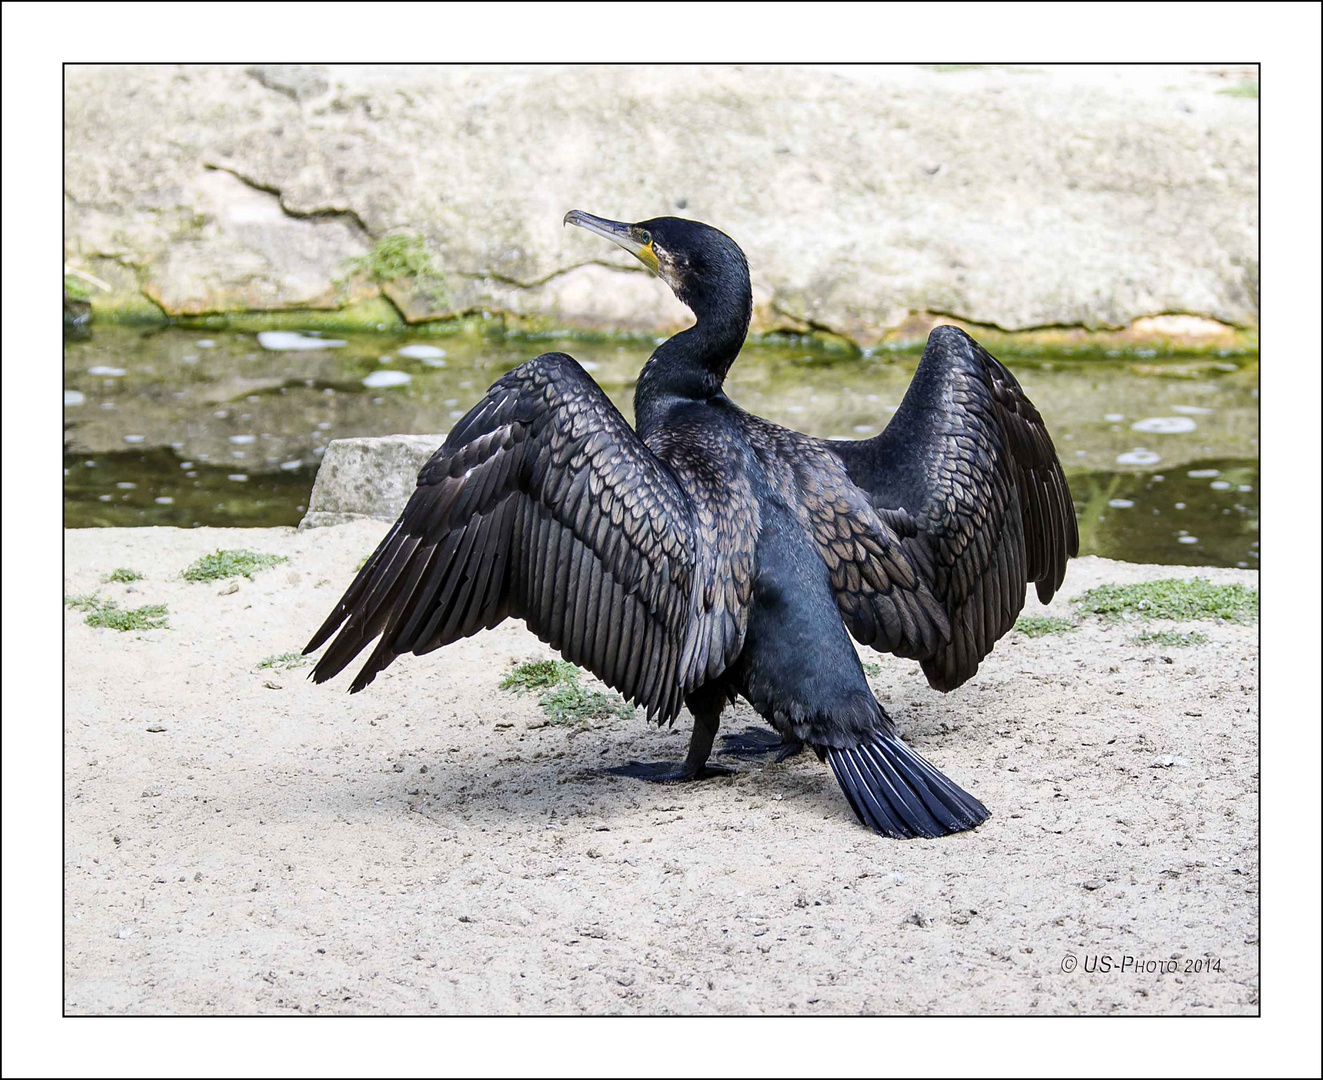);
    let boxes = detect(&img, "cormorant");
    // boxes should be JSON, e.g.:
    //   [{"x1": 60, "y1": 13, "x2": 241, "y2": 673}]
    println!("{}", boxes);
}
[{"x1": 305, "y1": 211, "x2": 1078, "y2": 838}]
